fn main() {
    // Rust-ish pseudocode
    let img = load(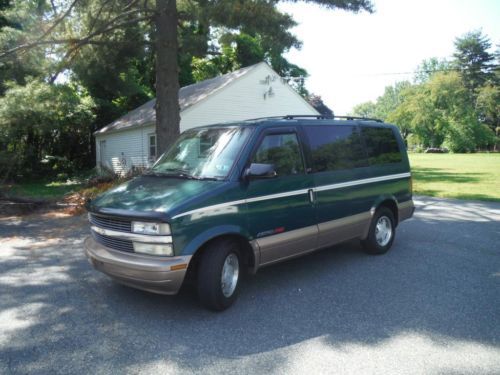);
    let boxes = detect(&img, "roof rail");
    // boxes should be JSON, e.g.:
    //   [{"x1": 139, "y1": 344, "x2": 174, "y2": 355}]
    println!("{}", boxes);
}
[
  {"x1": 282, "y1": 114, "x2": 334, "y2": 120},
  {"x1": 245, "y1": 115, "x2": 383, "y2": 123},
  {"x1": 282, "y1": 115, "x2": 383, "y2": 123},
  {"x1": 333, "y1": 115, "x2": 383, "y2": 123}
]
